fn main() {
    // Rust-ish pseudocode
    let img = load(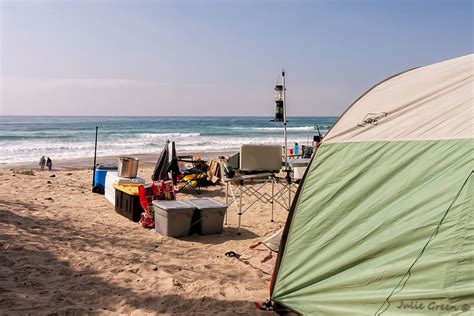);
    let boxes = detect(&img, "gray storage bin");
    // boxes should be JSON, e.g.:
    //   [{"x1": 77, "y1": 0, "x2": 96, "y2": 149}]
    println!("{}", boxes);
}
[
  {"x1": 152, "y1": 200, "x2": 196, "y2": 238},
  {"x1": 187, "y1": 199, "x2": 227, "y2": 235}
]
